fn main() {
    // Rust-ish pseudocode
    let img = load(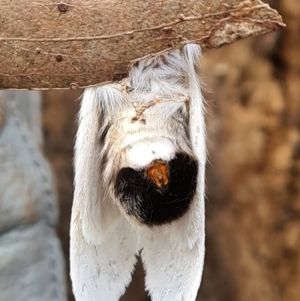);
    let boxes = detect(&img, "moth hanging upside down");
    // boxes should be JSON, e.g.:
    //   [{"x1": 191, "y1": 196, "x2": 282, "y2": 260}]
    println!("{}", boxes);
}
[{"x1": 70, "y1": 44, "x2": 206, "y2": 301}]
